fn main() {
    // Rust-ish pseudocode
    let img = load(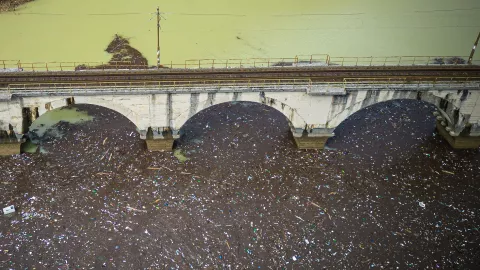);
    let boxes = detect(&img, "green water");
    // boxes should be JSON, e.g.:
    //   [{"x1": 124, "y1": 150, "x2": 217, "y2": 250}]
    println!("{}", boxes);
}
[
  {"x1": 29, "y1": 106, "x2": 93, "y2": 138},
  {"x1": 21, "y1": 139, "x2": 38, "y2": 153},
  {"x1": 173, "y1": 149, "x2": 190, "y2": 163},
  {"x1": 21, "y1": 106, "x2": 93, "y2": 153},
  {"x1": 0, "y1": 0, "x2": 479, "y2": 65}
]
